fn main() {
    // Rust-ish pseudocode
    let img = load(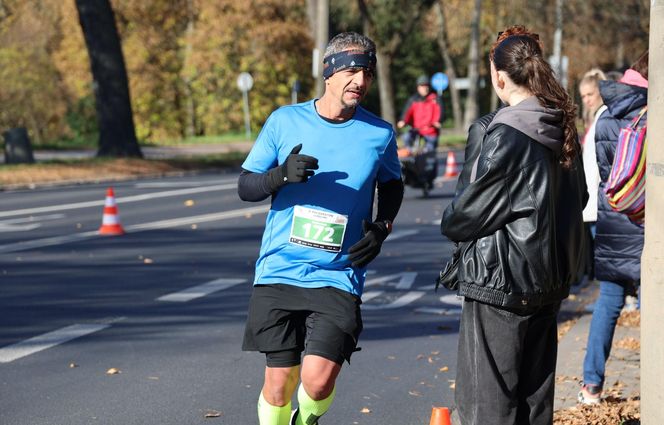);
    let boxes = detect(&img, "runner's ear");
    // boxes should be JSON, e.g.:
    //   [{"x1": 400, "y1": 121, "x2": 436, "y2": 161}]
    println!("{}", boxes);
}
[{"x1": 290, "y1": 144, "x2": 303, "y2": 155}]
